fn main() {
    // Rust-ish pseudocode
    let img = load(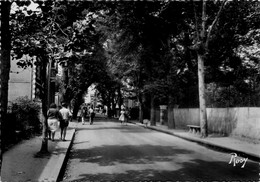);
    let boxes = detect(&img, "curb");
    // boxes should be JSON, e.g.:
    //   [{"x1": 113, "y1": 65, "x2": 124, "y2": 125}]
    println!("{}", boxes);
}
[
  {"x1": 56, "y1": 128, "x2": 76, "y2": 182},
  {"x1": 131, "y1": 121, "x2": 260, "y2": 162}
]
